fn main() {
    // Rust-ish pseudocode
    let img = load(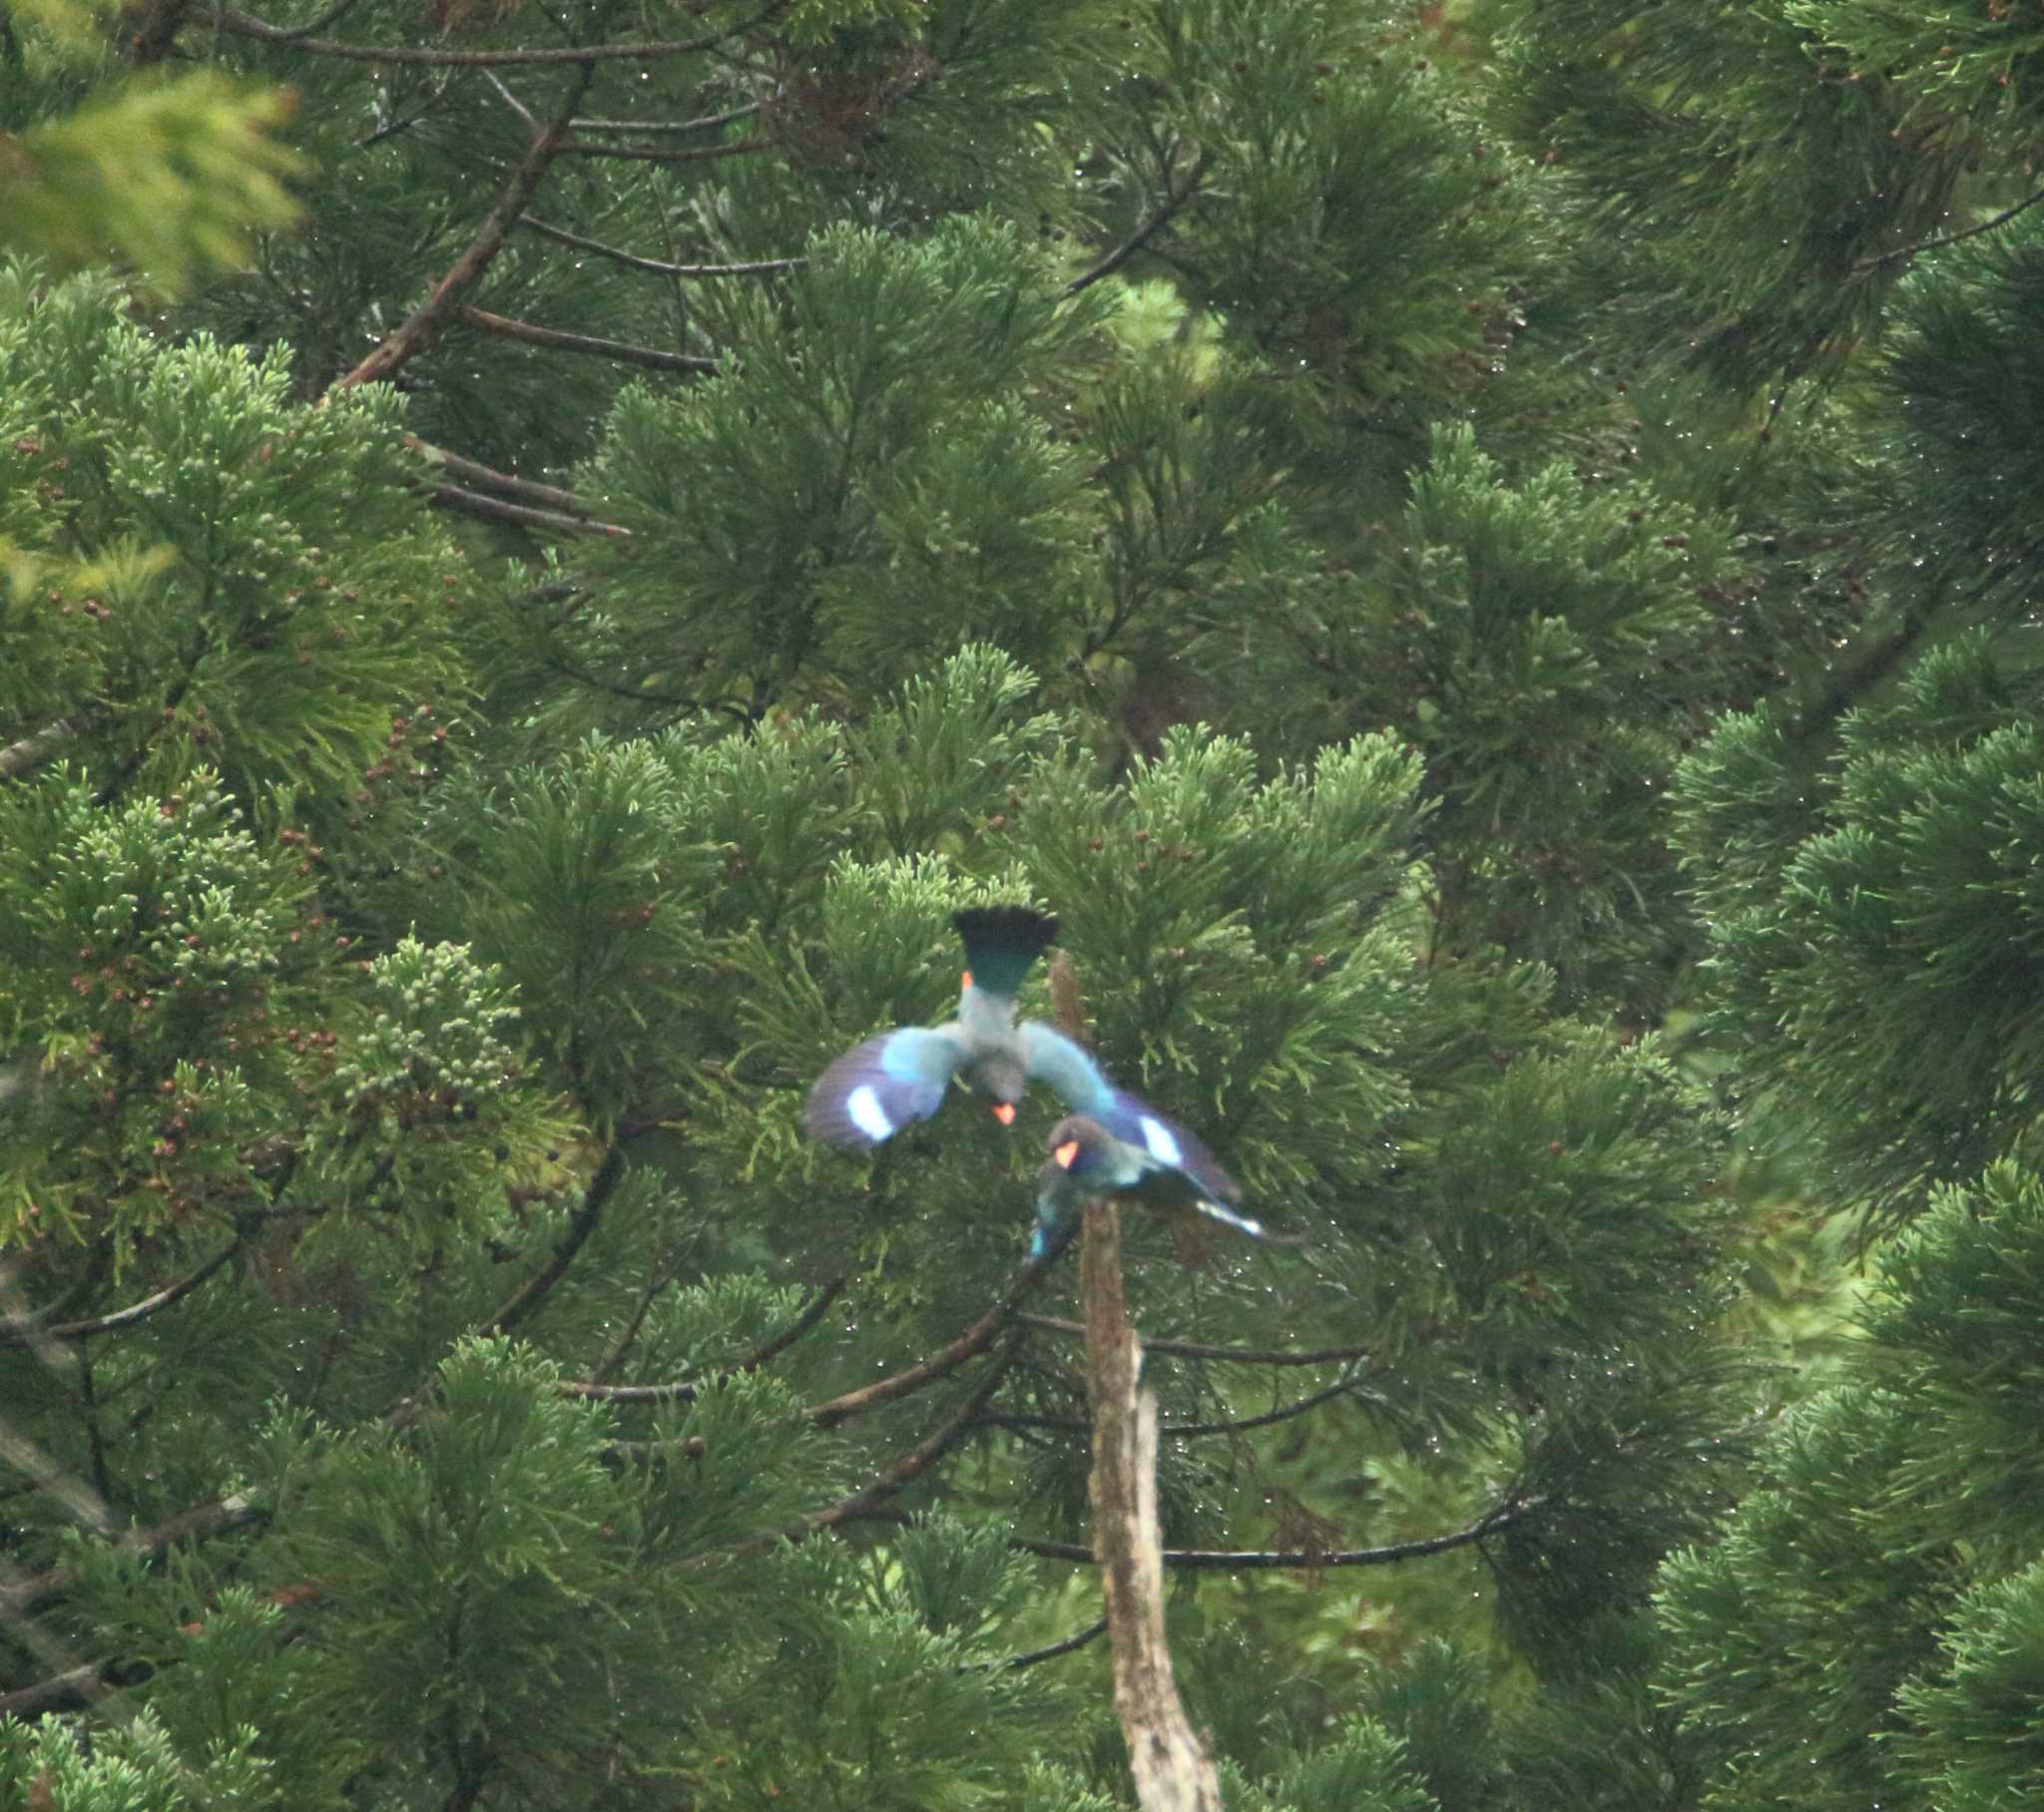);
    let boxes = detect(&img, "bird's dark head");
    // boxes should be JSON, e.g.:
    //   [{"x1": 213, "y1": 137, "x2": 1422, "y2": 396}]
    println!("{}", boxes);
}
[{"x1": 1047, "y1": 1115, "x2": 1110, "y2": 1174}]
